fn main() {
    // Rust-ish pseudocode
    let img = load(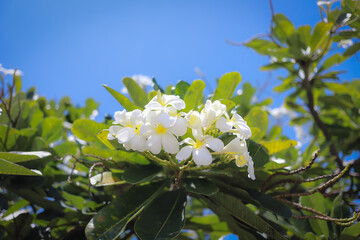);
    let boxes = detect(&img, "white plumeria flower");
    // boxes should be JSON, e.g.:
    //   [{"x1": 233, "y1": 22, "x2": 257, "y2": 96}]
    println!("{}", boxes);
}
[
  {"x1": 142, "y1": 111, "x2": 186, "y2": 154},
  {"x1": 145, "y1": 91, "x2": 185, "y2": 112},
  {"x1": 222, "y1": 138, "x2": 255, "y2": 180},
  {"x1": 201, "y1": 100, "x2": 226, "y2": 129},
  {"x1": 176, "y1": 129, "x2": 224, "y2": 166},
  {"x1": 184, "y1": 110, "x2": 202, "y2": 129},
  {"x1": 216, "y1": 112, "x2": 251, "y2": 139},
  {"x1": 111, "y1": 109, "x2": 147, "y2": 152}
]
